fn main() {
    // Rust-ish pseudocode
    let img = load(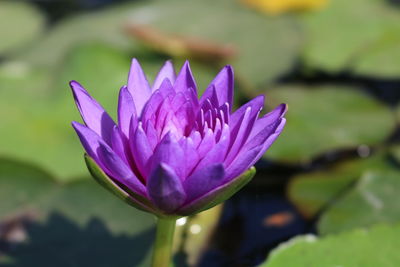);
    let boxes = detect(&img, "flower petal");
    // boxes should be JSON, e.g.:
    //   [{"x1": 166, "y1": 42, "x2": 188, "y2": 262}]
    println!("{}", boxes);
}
[
  {"x1": 97, "y1": 142, "x2": 146, "y2": 196},
  {"x1": 130, "y1": 122, "x2": 153, "y2": 179},
  {"x1": 246, "y1": 105, "x2": 287, "y2": 149},
  {"x1": 118, "y1": 86, "x2": 136, "y2": 138},
  {"x1": 111, "y1": 126, "x2": 129, "y2": 165},
  {"x1": 147, "y1": 163, "x2": 186, "y2": 213},
  {"x1": 226, "y1": 118, "x2": 286, "y2": 180},
  {"x1": 174, "y1": 61, "x2": 197, "y2": 93},
  {"x1": 248, "y1": 103, "x2": 287, "y2": 141},
  {"x1": 149, "y1": 133, "x2": 185, "y2": 179},
  {"x1": 183, "y1": 164, "x2": 225, "y2": 202},
  {"x1": 230, "y1": 95, "x2": 264, "y2": 130},
  {"x1": 195, "y1": 124, "x2": 230, "y2": 171},
  {"x1": 127, "y1": 58, "x2": 151, "y2": 116},
  {"x1": 179, "y1": 137, "x2": 200, "y2": 178},
  {"x1": 178, "y1": 167, "x2": 255, "y2": 216},
  {"x1": 200, "y1": 65, "x2": 234, "y2": 108},
  {"x1": 197, "y1": 128, "x2": 216, "y2": 159},
  {"x1": 152, "y1": 60, "x2": 176, "y2": 91},
  {"x1": 225, "y1": 106, "x2": 254, "y2": 165},
  {"x1": 71, "y1": 121, "x2": 102, "y2": 163},
  {"x1": 70, "y1": 81, "x2": 115, "y2": 144}
]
